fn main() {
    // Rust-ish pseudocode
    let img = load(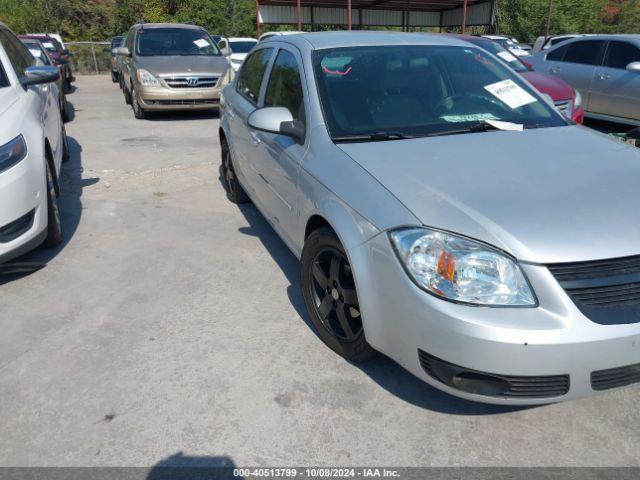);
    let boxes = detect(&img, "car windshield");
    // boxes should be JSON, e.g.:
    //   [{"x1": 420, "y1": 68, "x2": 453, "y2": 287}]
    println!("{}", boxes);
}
[
  {"x1": 496, "y1": 38, "x2": 519, "y2": 50},
  {"x1": 471, "y1": 40, "x2": 527, "y2": 72},
  {"x1": 22, "y1": 41, "x2": 51, "y2": 65},
  {"x1": 136, "y1": 28, "x2": 221, "y2": 56},
  {"x1": 111, "y1": 37, "x2": 123, "y2": 49},
  {"x1": 229, "y1": 41, "x2": 257, "y2": 54},
  {"x1": 39, "y1": 40, "x2": 58, "y2": 53},
  {"x1": 313, "y1": 45, "x2": 567, "y2": 140}
]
